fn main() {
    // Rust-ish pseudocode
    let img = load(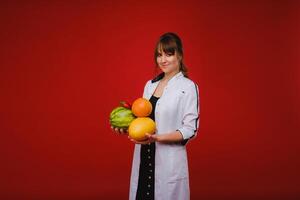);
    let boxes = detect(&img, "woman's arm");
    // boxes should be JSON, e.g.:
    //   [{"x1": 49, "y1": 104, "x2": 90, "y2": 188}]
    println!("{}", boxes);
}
[
  {"x1": 155, "y1": 131, "x2": 183, "y2": 143},
  {"x1": 128, "y1": 130, "x2": 183, "y2": 144}
]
